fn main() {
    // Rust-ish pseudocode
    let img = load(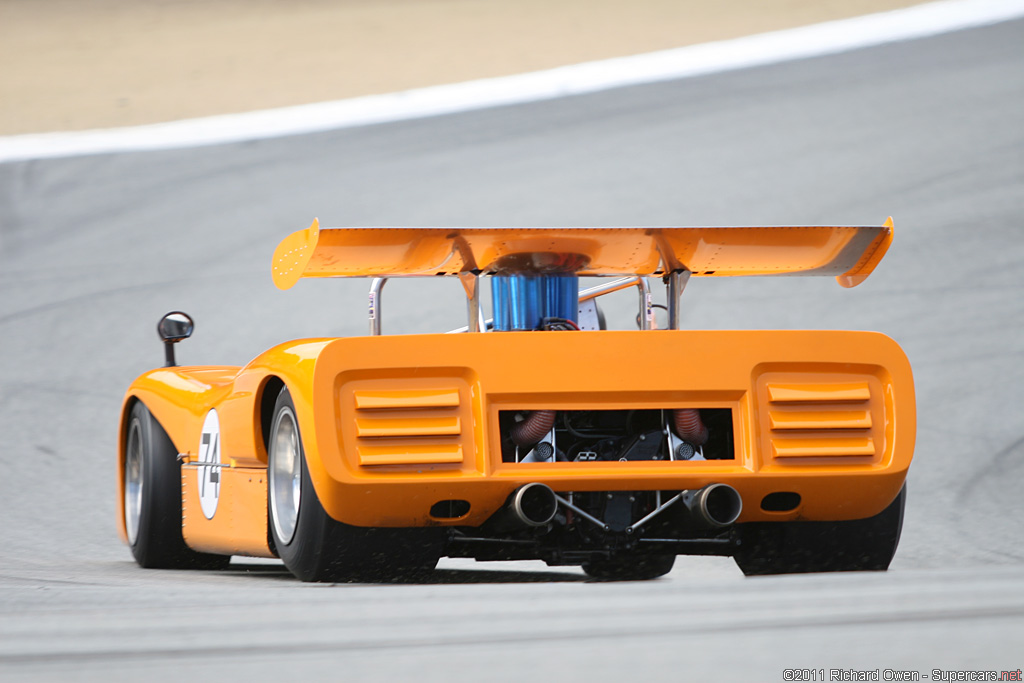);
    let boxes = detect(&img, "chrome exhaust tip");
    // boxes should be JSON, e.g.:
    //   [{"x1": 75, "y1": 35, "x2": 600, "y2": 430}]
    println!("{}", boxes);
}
[
  {"x1": 484, "y1": 483, "x2": 559, "y2": 533},
  {"x1": 511, "y1": 482, "x2": 559, "y2": 527},
  {"x1": 683, "y1": 483, "x2": 743, "y2": 528}
]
